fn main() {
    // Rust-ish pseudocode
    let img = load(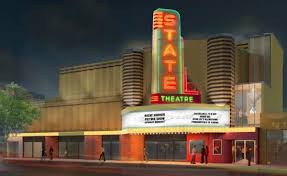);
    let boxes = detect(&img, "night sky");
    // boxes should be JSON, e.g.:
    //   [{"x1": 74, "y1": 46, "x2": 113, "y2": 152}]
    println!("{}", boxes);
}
[{"x1": 0, "y1": 0, "x2": 286, "y2": 109}]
